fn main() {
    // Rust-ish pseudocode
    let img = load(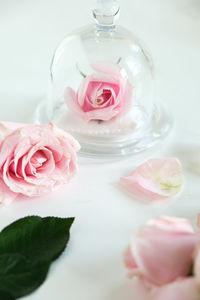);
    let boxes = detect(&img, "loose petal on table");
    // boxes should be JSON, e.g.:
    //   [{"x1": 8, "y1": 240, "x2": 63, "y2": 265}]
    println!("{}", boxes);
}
[{"x1": 121, "y1": 158, "x2": 184, "y2": 201}]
